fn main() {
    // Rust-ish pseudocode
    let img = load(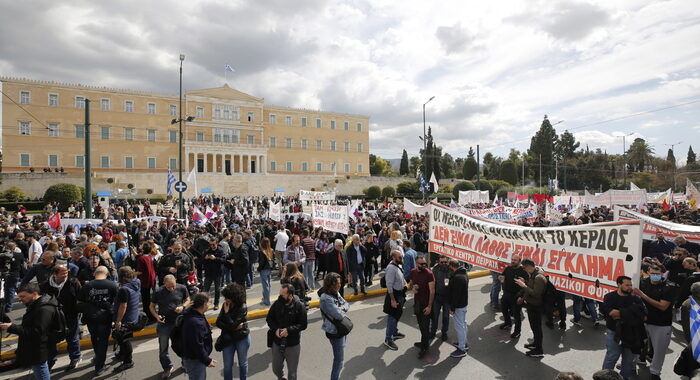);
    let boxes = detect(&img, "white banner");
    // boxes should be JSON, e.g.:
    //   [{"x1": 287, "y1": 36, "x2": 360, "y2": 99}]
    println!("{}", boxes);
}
[
  {"x1": 299, "y1": 190, "x2": 336, "y2": 201},
  {"x1": 460, "y1": 205, "x2": 537, "y2": 224},
  {"x1": 615, "y1": 207, "x2": 700, "y2": 243},
  {"x1": 458, "y1": 190, "x2": 489, "y2": 205},
  {"x1": 312, "y1": 204, "x2": 349, "y2": 234},
  {"x1": 60, "y1": 218, "x2": 103, "y2": 232},
  {"x1": 403, "y1": 198, "x2": 430, "y2": 215},
  {"x1": 429, "y1": 202, "x2": 642, "y2": 301},
  {"x1": 269, "y1": 202, "x2": 282, "y2": 222},
  {"x1": 584, "y1": 189, "x2": 648, "y2": 207},
  {"x1": 646, "y1": 189, "x2": 671, "y2": 204}
]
